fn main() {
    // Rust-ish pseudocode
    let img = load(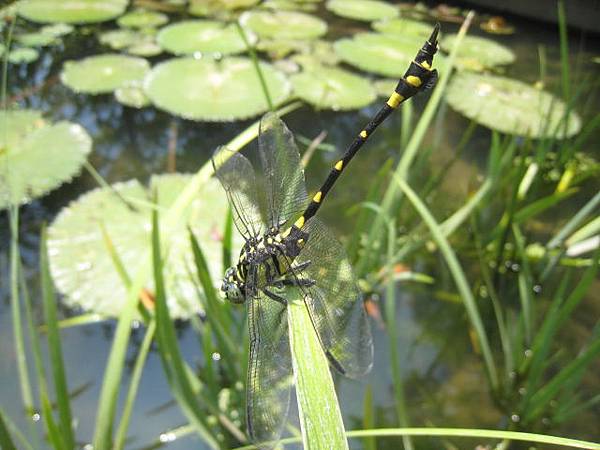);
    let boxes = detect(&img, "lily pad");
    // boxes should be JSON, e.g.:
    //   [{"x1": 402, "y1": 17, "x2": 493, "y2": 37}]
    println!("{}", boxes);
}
[
  {"x1": 61, "y1": 54, "x2": 150, "y2": 94},
  {"x1": 18, "y1": 0, "x2": 128, "y2": 24},
  {"x1": 372, "y1": 18, "x2": 434, "y2": 39},
  {"x1": 239, "y1": 10, "x2": 327, "y2": 40},
  {"x1": 144, "y1": 56, "x2": 290, "y2": 121},
  {"x1": 157, "y1": 20, "x2": 256, "y2": 56},
  {"x1": 127, "y1": 40, "x2": 162, "y2": 57},
  {"x1": 8, "y1": 47, "x2": 39, "y2": 64},
  {"x1": 262, "y1": 0, "x2": 318, "y2": 11},
  {"x1": 99, "y1": 29, "x2": 139, "y2": 49},
  {"x1": 374, "y1": 78, "x2": 398, "y2": 97},
  {"x1": 40, "y1": 23, "x2": 75, "y2": 37},
  {"x1": 334, "y1": 32, "x2": 443, "y2": 77},
  {"x1": 442, "y1": 34, "x2": 515, "y2": 72},
  {"x1": 446, "y1": 72, "x2": 582, "y2": 138},
  {"x1": 189, "y1": 0, "x2": 259, "y2": 16},
  {"x1": 47, "y1": 175, "x2": 238, "y2": 319},
  {"x1": 291, "y1": 65, "x2": 376, "y2": 110},
  {"x1": 326, "y1": 0, "x2": 398, "y2": 22},
  {"x1": 0, "y1": 110, "x2": 92, "y2": 208},
  {"x1": 16, "y1": 32, "x2": 59, "y2": 47},
  {"x1": 117, "y1": 9, "x2": 168, "y2": 28},
  {"x1": 115, "y1": 82, "x2": 150, "y2": 108}
]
